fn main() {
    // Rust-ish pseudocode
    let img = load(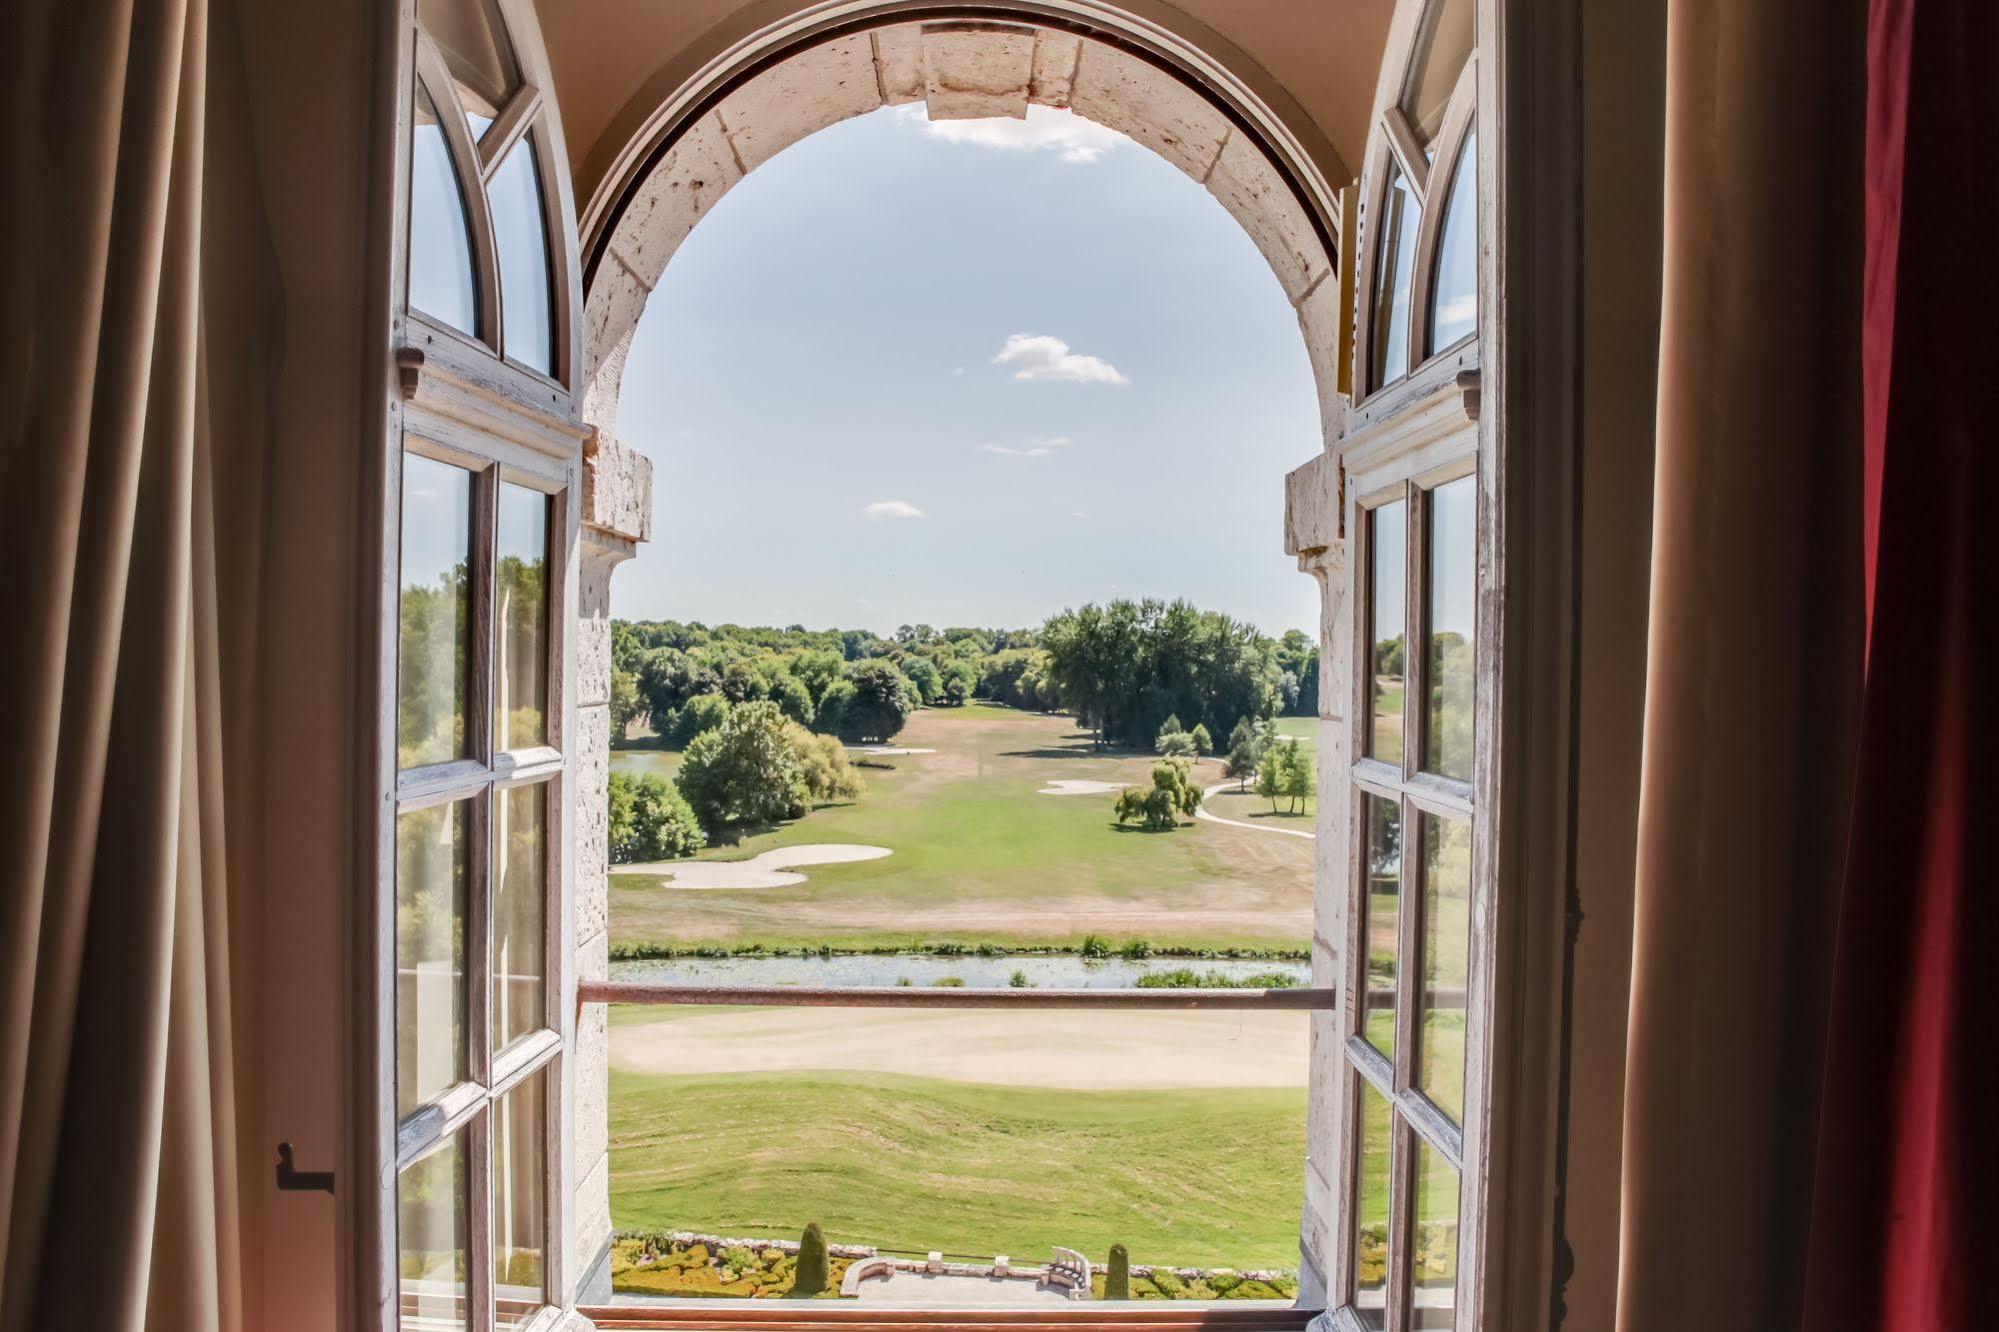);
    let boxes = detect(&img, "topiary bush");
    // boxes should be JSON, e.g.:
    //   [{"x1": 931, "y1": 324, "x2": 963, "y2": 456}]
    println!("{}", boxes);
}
[
  {"x1": 1104, "y1": 1244, "x2": 1131, "y2": 1300},
  {"x1": 791, "y1": 1223, "x2": 829, "y2": 1298}
]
